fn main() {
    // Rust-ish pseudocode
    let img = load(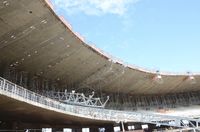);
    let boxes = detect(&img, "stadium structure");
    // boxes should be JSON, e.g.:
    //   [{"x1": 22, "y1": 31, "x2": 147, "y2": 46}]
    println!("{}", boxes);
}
[{"x1": 0, "y1": 0, "x2": 200, "y2": 131}]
